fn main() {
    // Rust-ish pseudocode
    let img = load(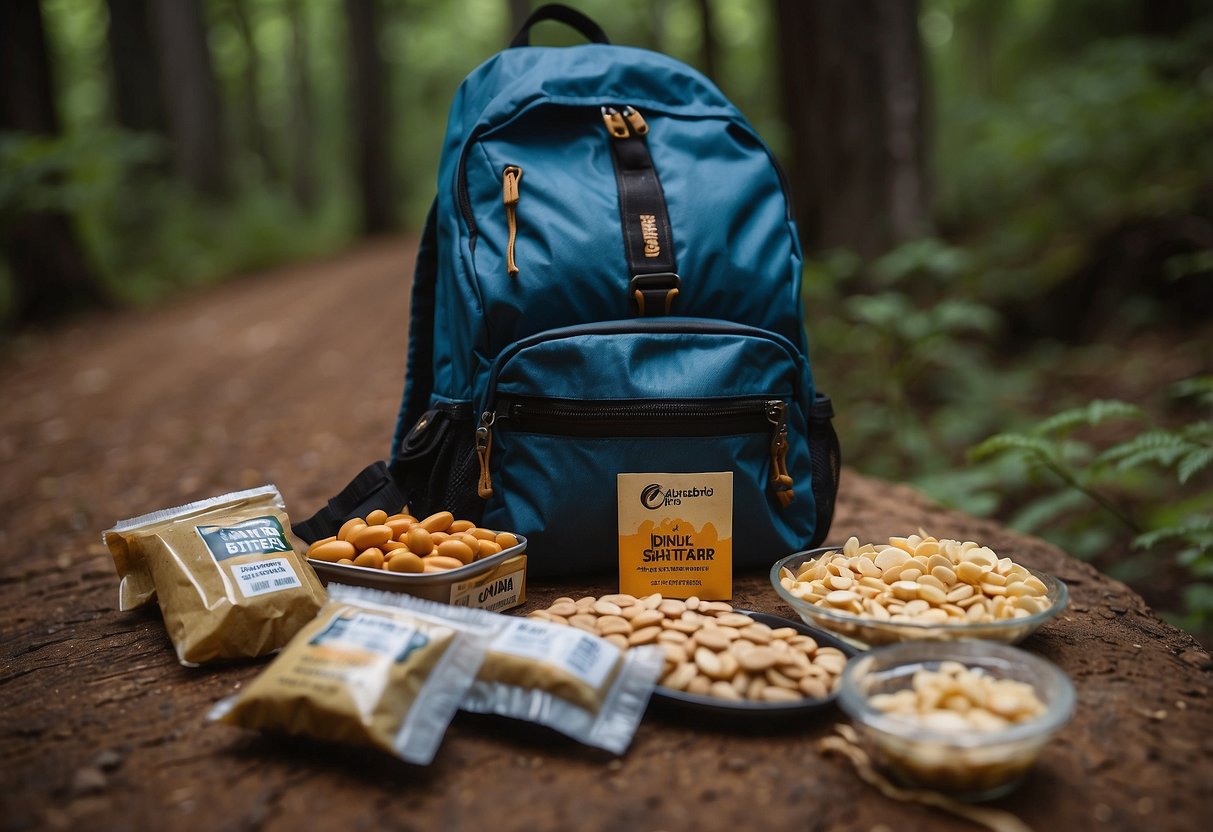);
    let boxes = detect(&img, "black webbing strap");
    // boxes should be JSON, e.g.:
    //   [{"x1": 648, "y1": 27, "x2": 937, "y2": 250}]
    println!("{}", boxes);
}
[
  {"x1": 606, "y1": 112, "x2": 679, "y2": 316},
  {"x1": 291, "y1": 461, "x2": 407, "y2": 543}
]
